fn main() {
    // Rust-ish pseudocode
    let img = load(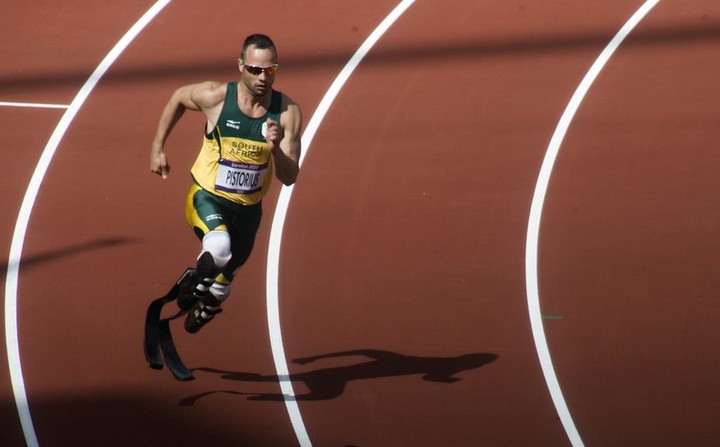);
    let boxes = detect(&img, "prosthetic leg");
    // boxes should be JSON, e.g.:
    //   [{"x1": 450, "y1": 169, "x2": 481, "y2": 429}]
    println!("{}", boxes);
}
[
  {"x1": 183, "y1": 252, "x2": 224, "y2": 333},
  {"x1": 143, "y1": 268, "x2": 198, "y2": 381},
  {"x1": 181, "y1": 230, "x2": 231, "y2": 333},
  {"x1": 143, "y1": 231, "x2": 232, "y2": 380}
]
